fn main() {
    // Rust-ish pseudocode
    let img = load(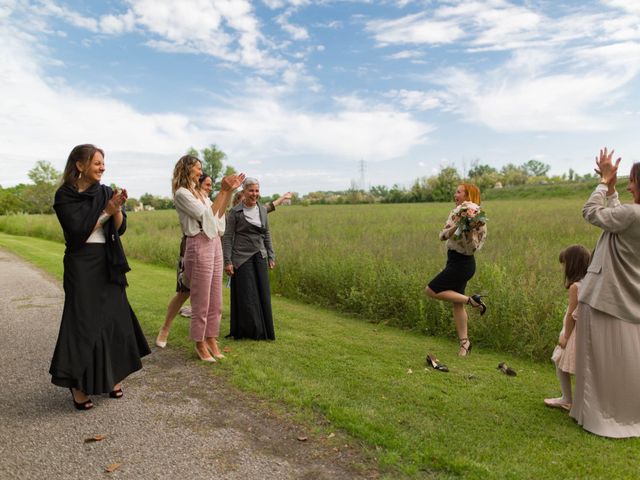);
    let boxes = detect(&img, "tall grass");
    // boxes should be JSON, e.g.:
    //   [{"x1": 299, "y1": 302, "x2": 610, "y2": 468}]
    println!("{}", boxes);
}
[{"x1": 0, "y1": 191, "x2": 631, "y2": 361}]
